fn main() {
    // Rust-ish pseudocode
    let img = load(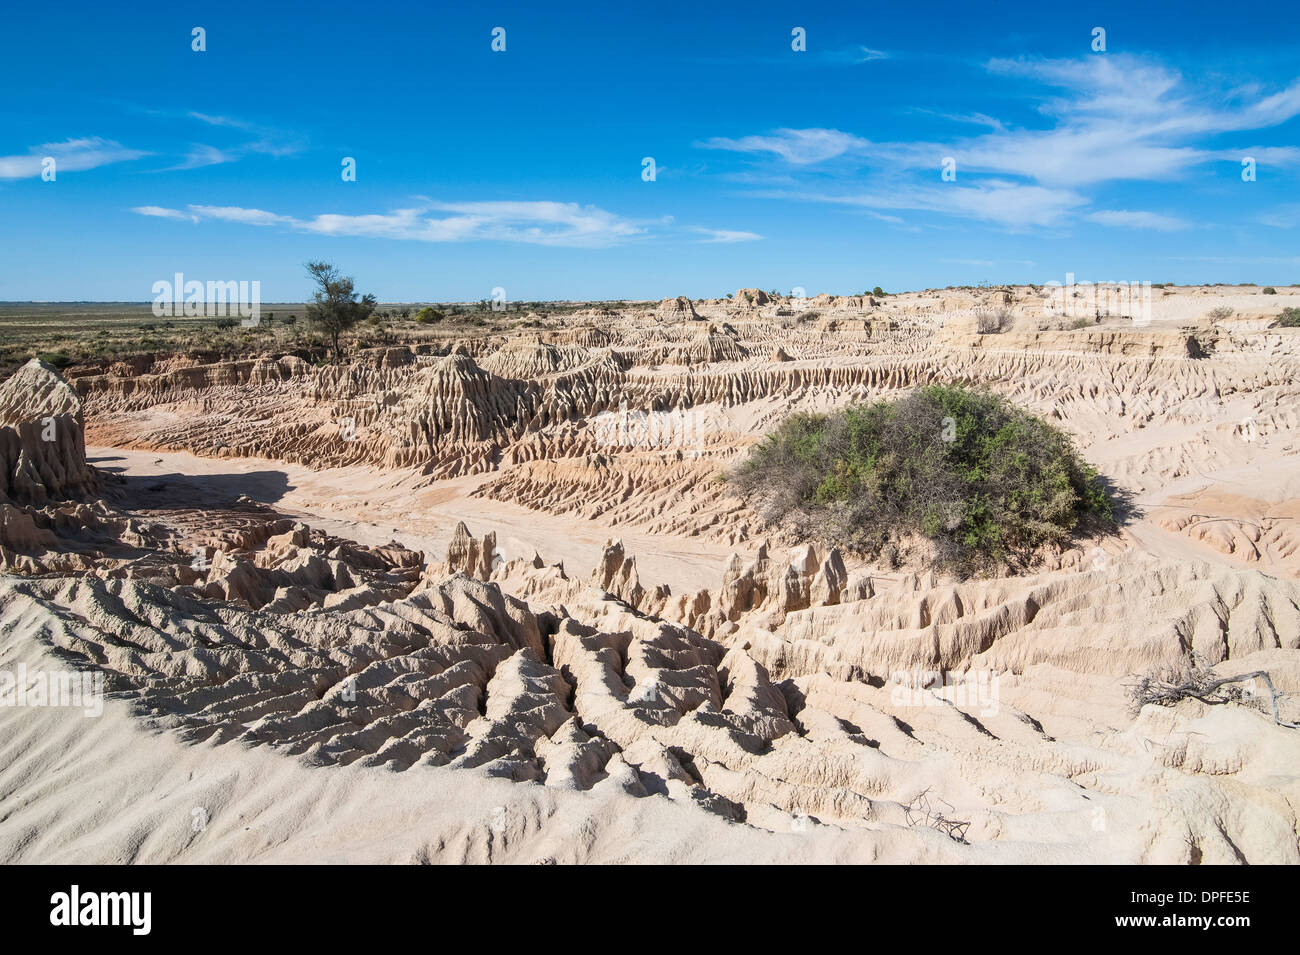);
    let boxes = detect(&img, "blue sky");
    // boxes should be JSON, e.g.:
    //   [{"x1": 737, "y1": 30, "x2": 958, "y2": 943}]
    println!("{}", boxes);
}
[{"x1": 2, "y1": 0, "x2": 1298, "y2": 302}]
